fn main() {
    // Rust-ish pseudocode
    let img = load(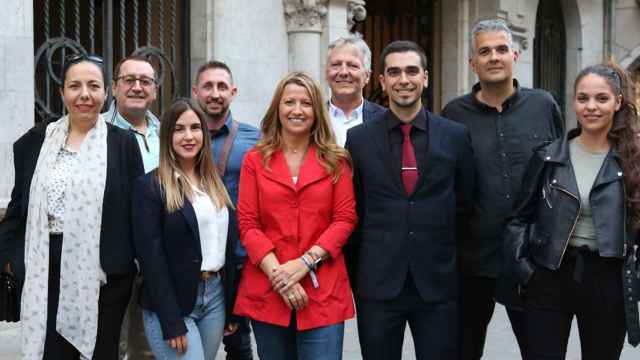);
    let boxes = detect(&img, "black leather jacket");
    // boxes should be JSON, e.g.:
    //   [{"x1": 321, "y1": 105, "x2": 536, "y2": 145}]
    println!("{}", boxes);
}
[{"x1": 504, "y1": 129, "x2": 631, "y2": 286}]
